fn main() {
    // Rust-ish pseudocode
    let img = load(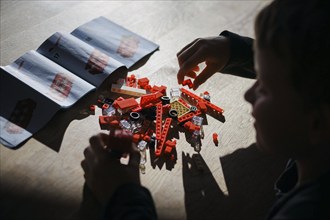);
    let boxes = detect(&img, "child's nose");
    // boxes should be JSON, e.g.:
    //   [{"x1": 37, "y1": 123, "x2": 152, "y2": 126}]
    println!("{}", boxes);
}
[{"x1": 244, "y1": 81, "x2": 257, "y2": 104}]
